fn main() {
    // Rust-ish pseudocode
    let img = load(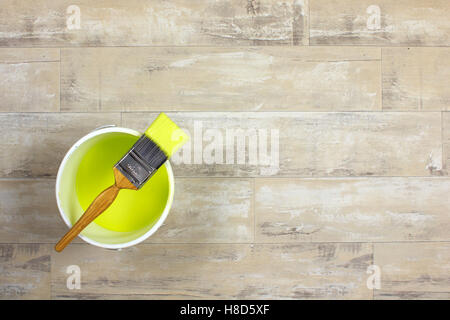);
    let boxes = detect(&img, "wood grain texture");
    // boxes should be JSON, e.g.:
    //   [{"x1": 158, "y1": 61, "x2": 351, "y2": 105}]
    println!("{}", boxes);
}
[
  {"x1": 0, "y1": 0, "x2": 307, "y2": 47},
  {"x1": 0, "y1": 244, "x2": 50, "y2": 299},
  {"x1": 0, "y1": 113, "x2": 121, "y2": 178},
  {"x1": 443, "y1": 112, "x2": 450, "y2": 175},
  {"x1": 61, "y1": 47, "x2": 380, "y2": 112},
  {"x1": 310, "y1": 0, "x2": 450, "y2": 46},
  {"x1": 374, "y1": 243, "x2": 450, "y2": 299},
  {"x1": 1, "y1": 0, "x2": 449, "y2": 301},
  {"x1": 123, "y1": 112, "x2": 442, "y2": 177},
  {"x1": 51, "y1": 243, "x2": 372, "y2": 299},
  {"x1": 255, "y1": 178, "x2": 450, "y2": 242},
  {"x1": 0, "y1": 180, "x2": 79, "y2": 243},
  {"x1": 0, "y1": 48, "x2": 59, "y2": 112},
  {"x1": 0, "y1": 178, "x2": 252, "y2": 244},
  {"x1": 383, "y1": 48, "x2": 450, "y2": 111},
  {"x1": 151, "y1": 178, "x2": 253, "y2": 243}
]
